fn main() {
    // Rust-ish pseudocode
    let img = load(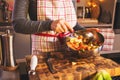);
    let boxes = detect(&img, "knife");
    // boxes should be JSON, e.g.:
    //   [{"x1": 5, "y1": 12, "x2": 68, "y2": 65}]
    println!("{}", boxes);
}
[{"x1": 46, "y1": 52, "x2": 57, "y2": 74}]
